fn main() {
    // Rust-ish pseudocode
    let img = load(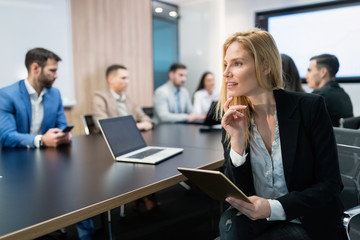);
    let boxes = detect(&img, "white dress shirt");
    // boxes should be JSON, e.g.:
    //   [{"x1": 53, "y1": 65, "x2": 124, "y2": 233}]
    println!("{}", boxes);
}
[
  {"x1": 192, "y1": 88, "x2": 219, "y2": 115},
  {"x1": 110, "y1": 89, "x2": 129, "y2": 116},
  {"x1": 24, "y1": 79, "x2": 45, "y2": 148}
]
